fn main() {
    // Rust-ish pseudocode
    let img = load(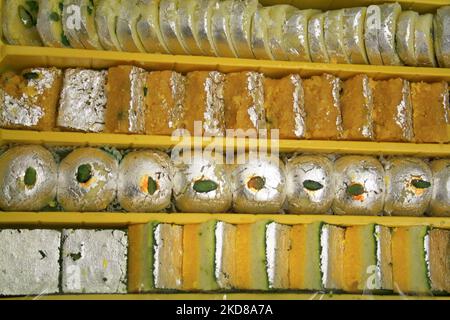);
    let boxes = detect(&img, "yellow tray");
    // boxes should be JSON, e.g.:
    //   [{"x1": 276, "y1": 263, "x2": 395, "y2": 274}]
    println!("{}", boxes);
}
[{"x1": 0, "y1": 0, "x2": 449, "y2": 300}]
